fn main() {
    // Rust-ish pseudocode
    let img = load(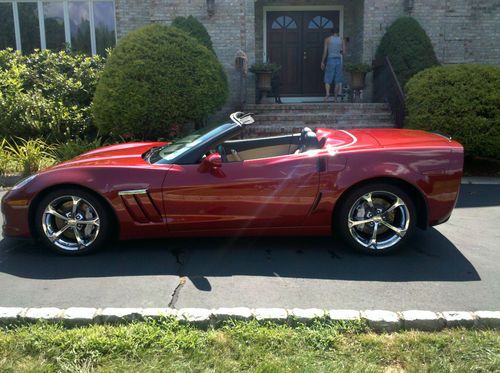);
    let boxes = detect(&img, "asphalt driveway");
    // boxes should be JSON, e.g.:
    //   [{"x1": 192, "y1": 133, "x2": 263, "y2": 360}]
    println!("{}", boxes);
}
[{"x1": 0, "y1": 184, "x2": 499, "y2": 311}]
